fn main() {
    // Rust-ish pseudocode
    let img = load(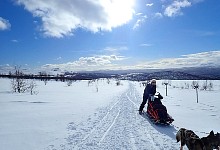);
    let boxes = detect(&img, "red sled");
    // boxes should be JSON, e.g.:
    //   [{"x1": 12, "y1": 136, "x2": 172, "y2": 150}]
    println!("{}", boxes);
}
[{"x1": 146, "y1": 97, "x2": 174, "y2": 125}]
